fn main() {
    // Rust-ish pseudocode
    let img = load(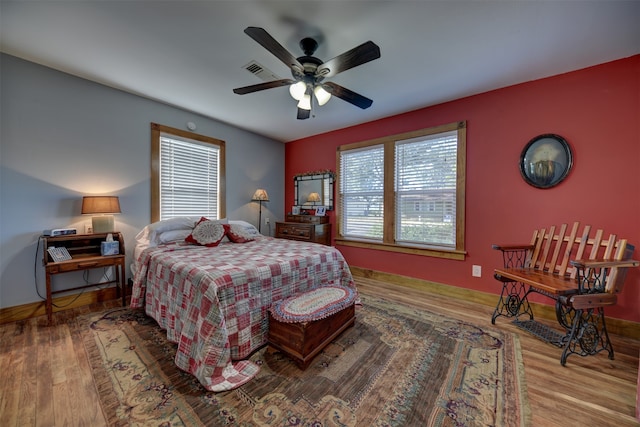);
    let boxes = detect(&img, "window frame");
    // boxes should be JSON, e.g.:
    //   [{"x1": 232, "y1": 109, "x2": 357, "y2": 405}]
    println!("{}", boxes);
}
[
  {"x1": 335, "y1": 121, "x2": 466, "y2": 260},
  {"x1": 150, "y1": 123, "x2": 226, "y2": 223}
]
